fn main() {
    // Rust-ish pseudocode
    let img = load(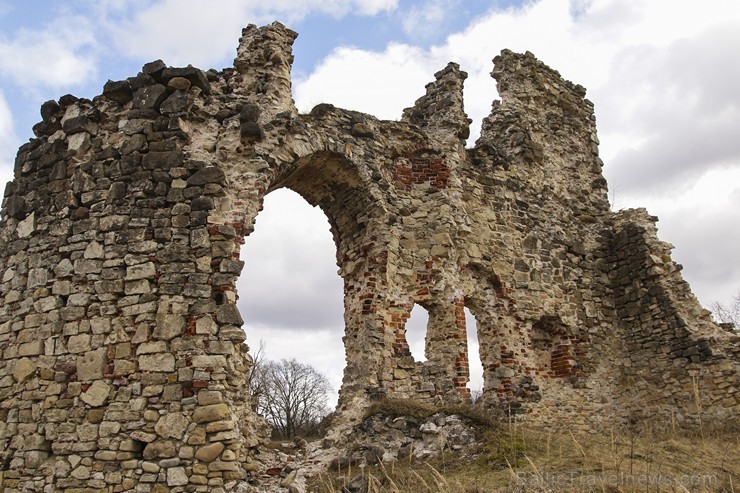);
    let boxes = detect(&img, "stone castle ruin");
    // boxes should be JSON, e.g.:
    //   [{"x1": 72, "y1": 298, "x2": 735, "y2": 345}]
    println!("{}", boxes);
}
[{"x1": 0, "y1": 21, "x2": 737, "y2": 490}]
